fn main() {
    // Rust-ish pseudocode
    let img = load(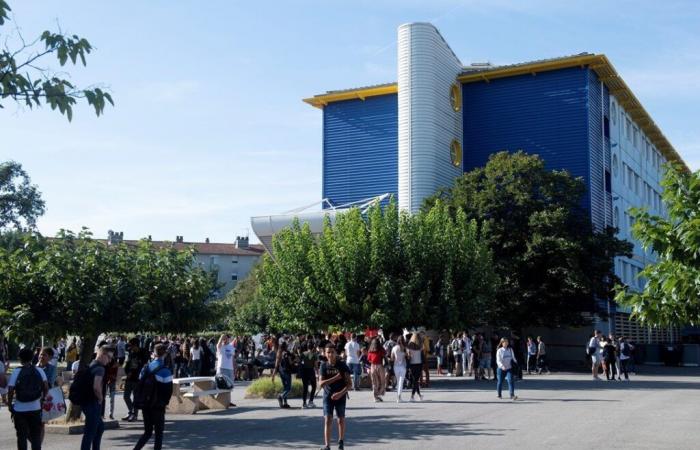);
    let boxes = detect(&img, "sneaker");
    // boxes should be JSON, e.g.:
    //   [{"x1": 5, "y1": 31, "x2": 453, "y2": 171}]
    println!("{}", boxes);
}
[
  {"x1": 109, "y1": 414, "x2": 114, "y2": 420},
  {"x1": 374, "y1": 397, "x2": 381, "y2": 403},
  {"x1": 376, "y1": 396, "x2": 383, "y2": 402},
  {"x1": 410, "y1": 396, "x2": 415, "y2": 402},
  {"x1": 308, "y1": 401, "x2": 315, "y2": 408},
  {"x1": 302, "y1": 403, "x2": 308, "y2": 409},
  {"x1": 281, "y1": 403, "x2": 291, "y2": 409},
  {"x1": 418, "y1": 394, "x2": 423, "y2": 401},
  {"x1": 511, "y1": 395, "x2": 518, "y2": 401},
  {"x1": 128, "y1": 415, "x2": 137, "y2": 422},
  {"x1": 321, "y1": 447, "x2": 331, "y2": 450},
  {"x1": 277, "y1": 395, "x2": 284, "y2": 408},
  {"x1": 338, "y1": 439, "x2": 345, "y2": 450},
  {"x1": 497, "y1": 395, "x2": 502, "y2": 399},
  {"x1": 121, "y1": 414, "x2": 132, "y2": 421}
]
